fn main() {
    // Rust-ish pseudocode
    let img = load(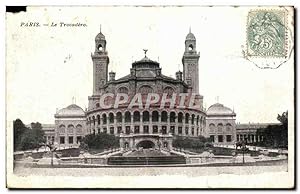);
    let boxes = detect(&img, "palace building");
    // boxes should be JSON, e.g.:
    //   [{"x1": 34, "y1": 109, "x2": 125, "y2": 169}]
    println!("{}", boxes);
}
[{"x1": 48, "y1": 28, "x2": 241, "y2": 149}]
